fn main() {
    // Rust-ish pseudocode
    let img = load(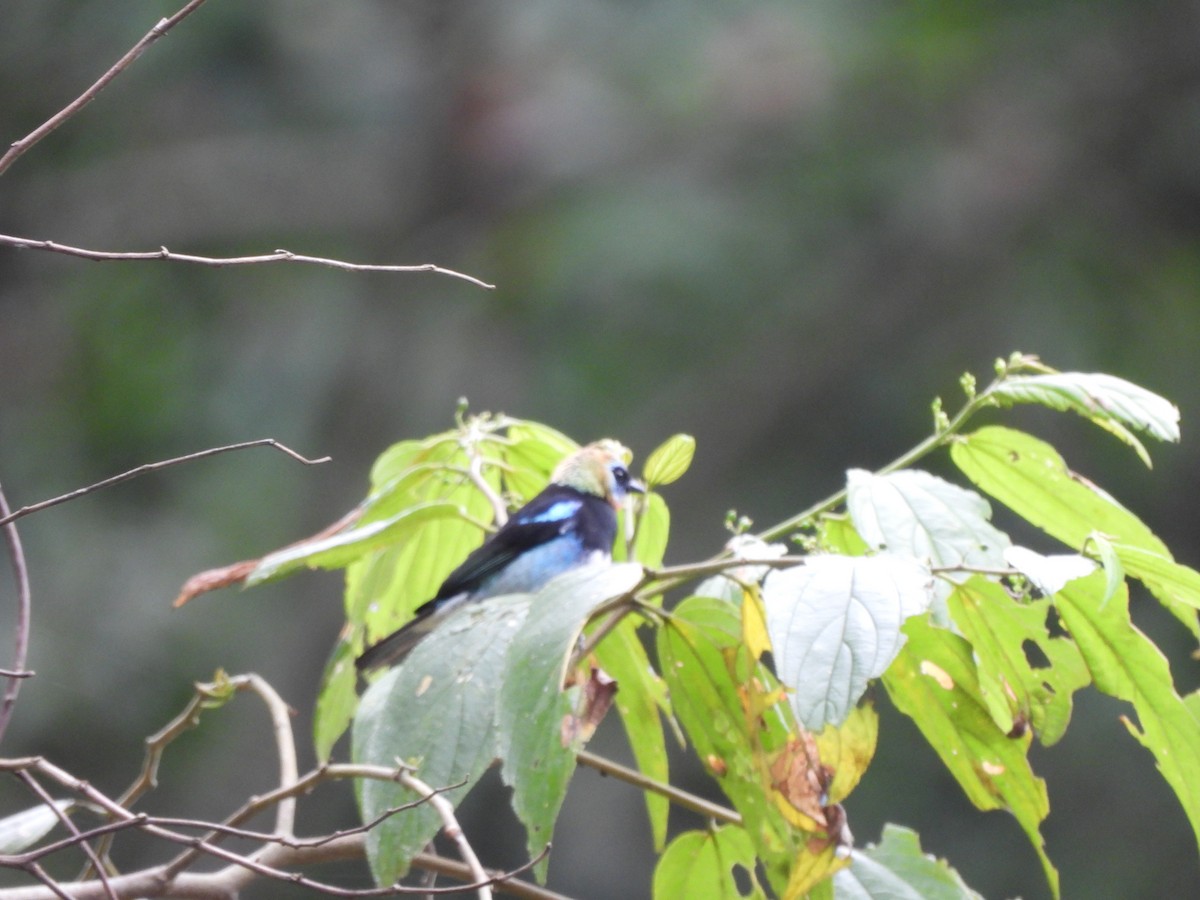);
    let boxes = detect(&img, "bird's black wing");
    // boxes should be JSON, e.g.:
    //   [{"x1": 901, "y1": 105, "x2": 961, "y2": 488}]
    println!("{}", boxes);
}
[{"x1": 426, "y1": 486, "x2": 589, "y2": 604}]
